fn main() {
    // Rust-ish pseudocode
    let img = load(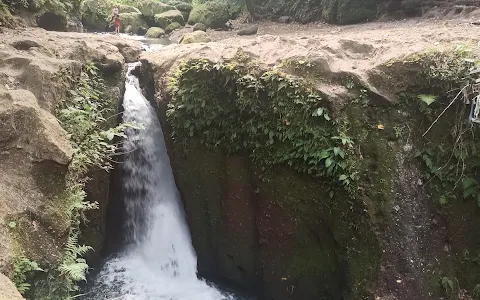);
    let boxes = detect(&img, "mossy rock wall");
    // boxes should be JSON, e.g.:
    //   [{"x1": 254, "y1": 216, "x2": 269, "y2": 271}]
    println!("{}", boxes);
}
[
  {"x1": 148, "y1": 43, "x2": 480, "y2": 299},
  {"x1": 165, "y1": 139, "x2": 377, "y2": 299}
]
